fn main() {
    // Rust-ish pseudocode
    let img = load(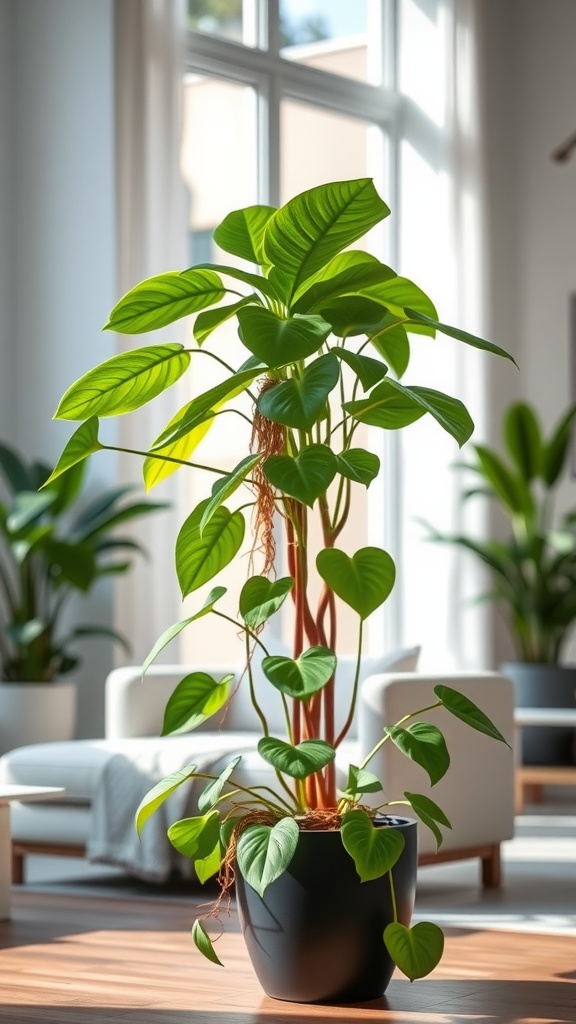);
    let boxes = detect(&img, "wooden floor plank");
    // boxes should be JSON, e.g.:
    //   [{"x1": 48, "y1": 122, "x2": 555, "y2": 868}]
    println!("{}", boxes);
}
[{"x1": 0, "y1": 890, "x2": 575, "y2": 1023}]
